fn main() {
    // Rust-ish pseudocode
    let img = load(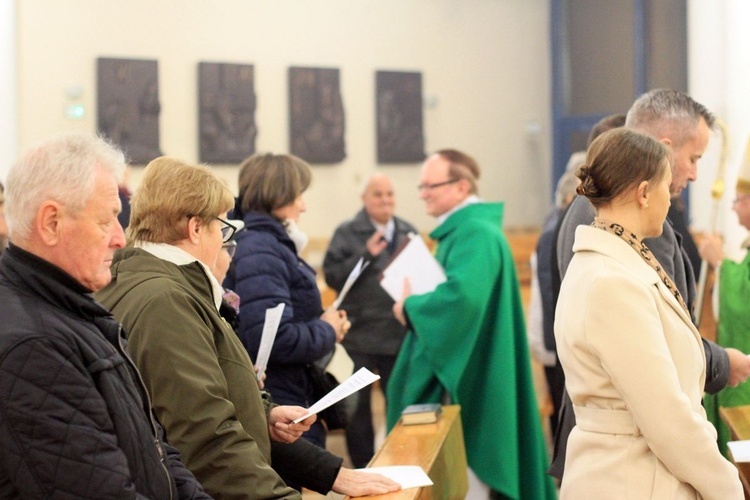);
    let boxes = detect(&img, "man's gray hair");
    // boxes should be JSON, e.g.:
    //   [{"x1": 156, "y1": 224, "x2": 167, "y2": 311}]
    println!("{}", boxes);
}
[
  {"x1": 555, "y1": 170, "x2": 581, "y2": 209},
  {"x1": 6, "y1": 133, "x2": 126, "y2": 241},
  {"x1": 359, "y1": 172, "x2": 392, "y2": 196},
  {"x1": 625, "y1": 89, "x2": 715, "y2": 147}
]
